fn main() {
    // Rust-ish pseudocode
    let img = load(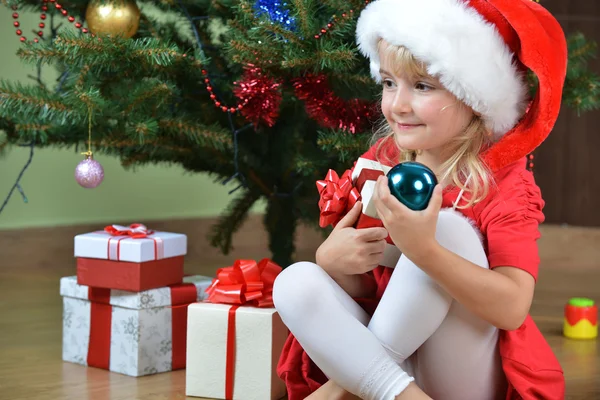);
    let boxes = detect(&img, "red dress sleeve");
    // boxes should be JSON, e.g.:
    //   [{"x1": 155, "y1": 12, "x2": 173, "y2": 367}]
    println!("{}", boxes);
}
[
  {"x1": 479, "y1": 166, "x2": 545, "y2": 280},
  {"x1": 360, "y1": 136, "x2": 400, "y2": 165}
]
